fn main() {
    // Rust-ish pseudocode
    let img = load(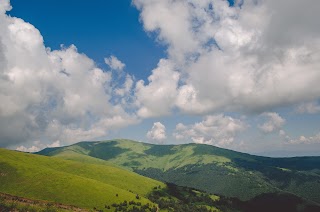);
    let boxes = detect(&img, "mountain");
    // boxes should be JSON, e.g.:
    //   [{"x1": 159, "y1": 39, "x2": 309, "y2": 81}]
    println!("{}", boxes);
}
[
  {"x1": 38, "y1": 139, "x2": 320, "y2": 205},
  {"x1": 0, "y1": 147, "x2": 267, "y2": 212},
  {"x1": 1, "y1": 144, "x2": 319, "y2": 211},
  {"x1": 0, "y1": 147, "x2": 254, "y2": 212}
]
